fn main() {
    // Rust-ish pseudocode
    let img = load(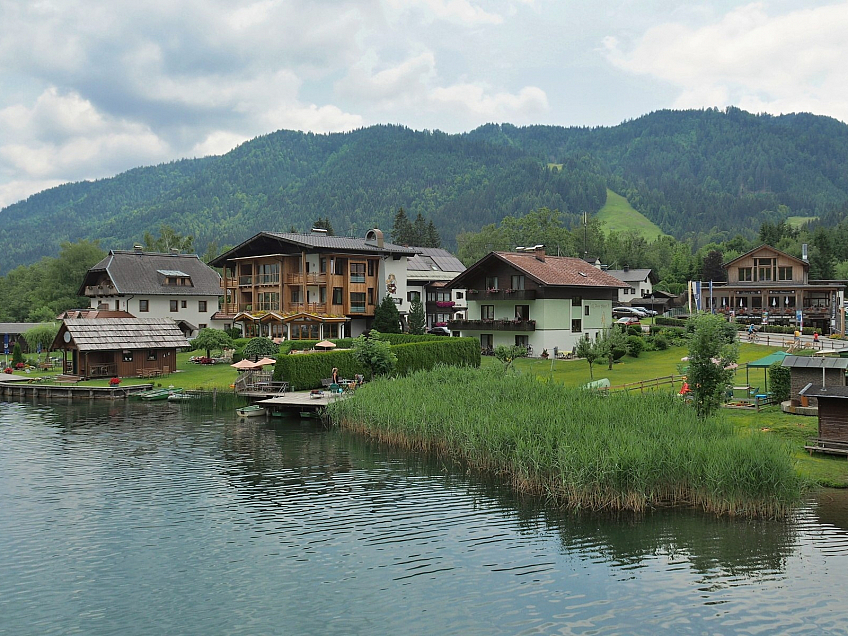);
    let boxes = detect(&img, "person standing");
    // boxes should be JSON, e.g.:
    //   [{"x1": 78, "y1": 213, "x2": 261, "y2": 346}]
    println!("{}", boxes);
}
[
  {"x1": 814, "y1": 331, "x2": 820, "y2": 348},
  {"x1": 332, "y1": 367, "x2": 339, "y2": 384}
]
